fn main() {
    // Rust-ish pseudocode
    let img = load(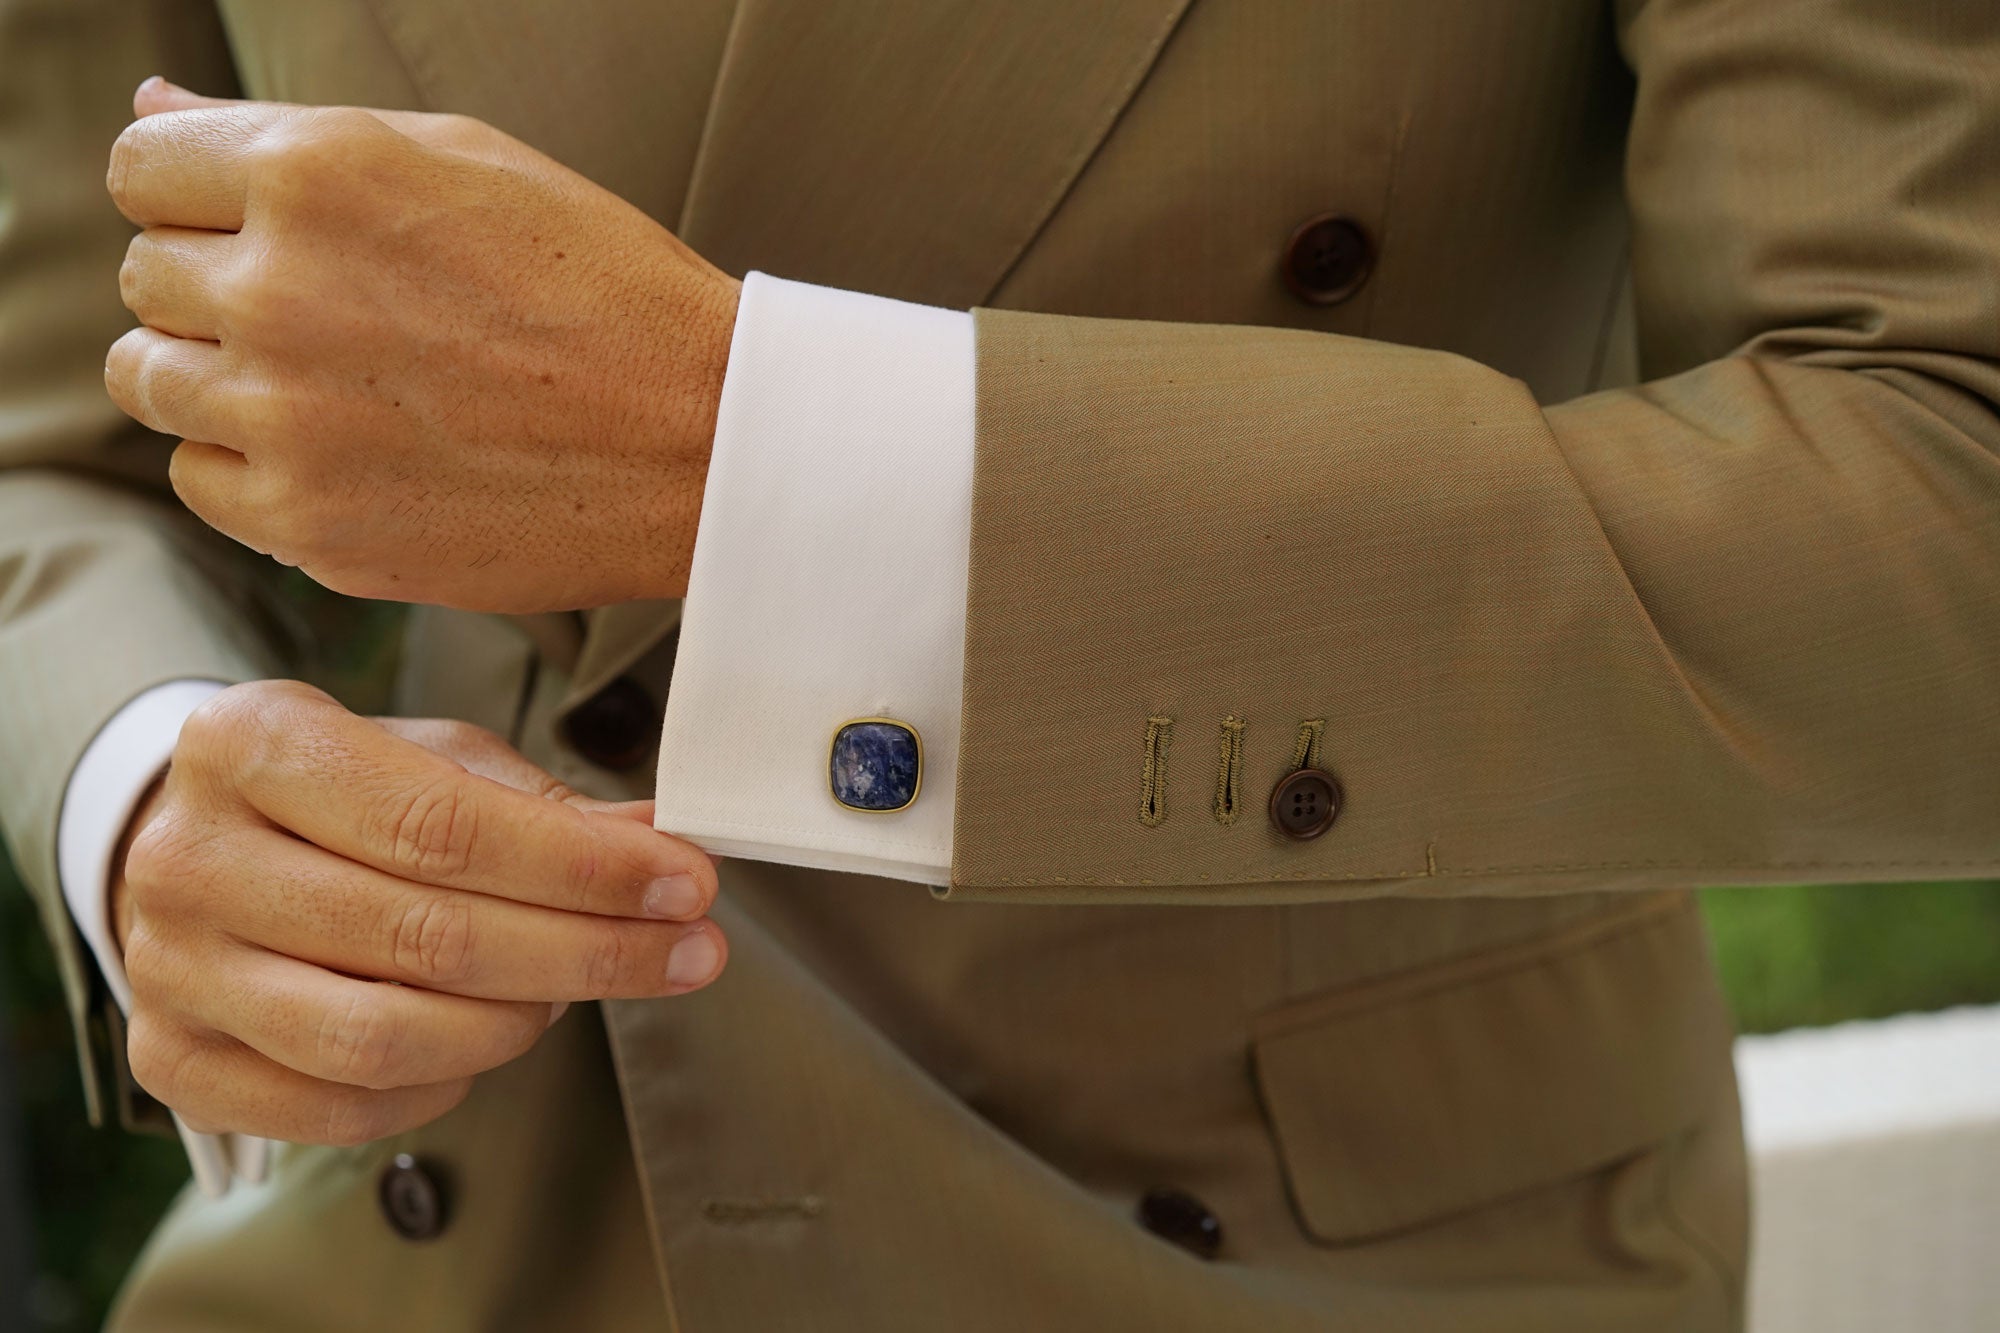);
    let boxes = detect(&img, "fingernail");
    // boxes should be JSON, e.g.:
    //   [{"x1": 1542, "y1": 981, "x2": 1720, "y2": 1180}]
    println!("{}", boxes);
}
[
  {"x1": 664, "y1": 930, "x2": 720, "y2": 988},
  {"x1": 643, "y1": 873, "x2": 703, "y2": 919},
  {"x1": 547, "y1": 1001, "x2": 570, "y2": 1027},
  {"x1": 138, "y1": 76, "x2": 164, "y2": 93}
]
